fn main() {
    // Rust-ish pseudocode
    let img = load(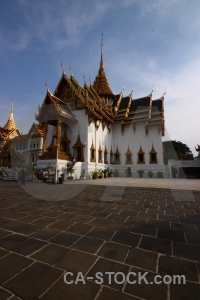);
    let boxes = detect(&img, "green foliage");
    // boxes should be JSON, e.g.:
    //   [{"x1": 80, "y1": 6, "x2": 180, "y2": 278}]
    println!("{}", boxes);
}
[
  {"x1": 157, "y1": 171, "x2": 164, "y2": 178},
  {"x1": 113, "y1": 169, "x2": 119, "y2": 177},
  {"x1": 163, "y1": 140, "x2": 192, "y2": 164},
  {"x1": 137, "y1": 169, "x2": 145, "y2": 178},
  {"x1": 148, "y1": 171, "x2": 154, "y2": 178}
]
